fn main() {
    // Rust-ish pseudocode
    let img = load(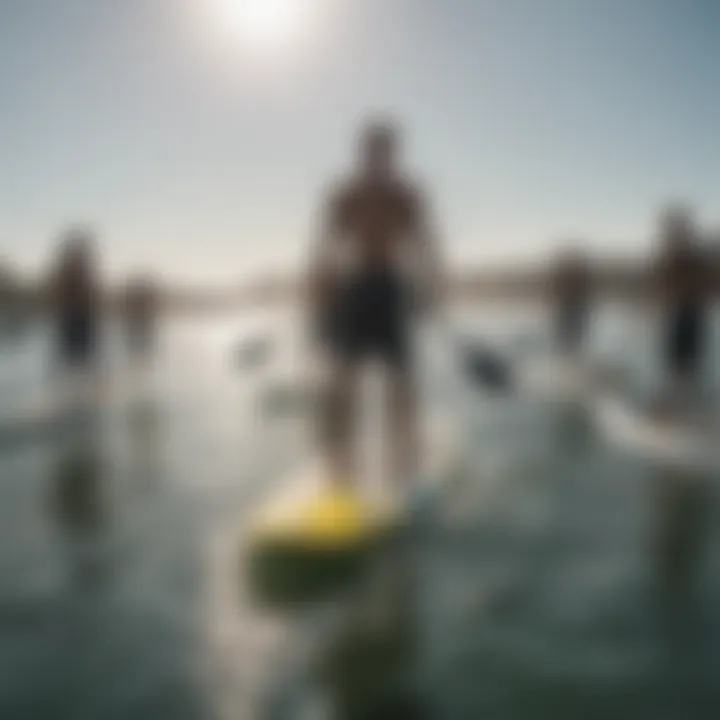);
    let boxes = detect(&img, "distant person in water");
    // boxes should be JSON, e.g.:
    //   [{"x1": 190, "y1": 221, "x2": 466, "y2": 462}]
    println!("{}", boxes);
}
[
  {"x1": 653, "y1": 206, "x2": 710, "y2": 395},
  {"x1": 0, "y1": 260, "x2": 23, "y2": 337},
  {"x1": 123, "y1": 273, "x2": 157, "y2": 361},
  {"x1": 552, "y1": 246, "x2": 592, "y2": 354},
  {"x1": 309, "y1": 117, "x2": 444, "y2": 489},
  {"x1": 50, "y1": 229, "x2": 101, "y2": 371}
]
